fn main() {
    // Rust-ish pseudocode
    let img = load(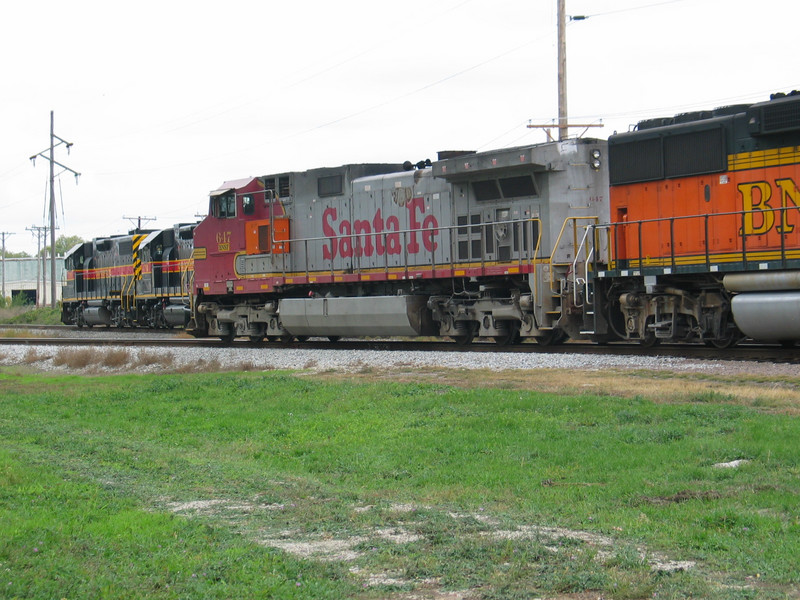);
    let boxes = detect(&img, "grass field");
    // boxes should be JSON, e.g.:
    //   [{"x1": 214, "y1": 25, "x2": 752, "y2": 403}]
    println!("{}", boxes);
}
[
  {"x1": 1, "y1": 368, "x2": 799, "y2": 599},
  {"x1": 0, "y1": 307, "x2": 62, "y2": 325}
]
